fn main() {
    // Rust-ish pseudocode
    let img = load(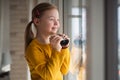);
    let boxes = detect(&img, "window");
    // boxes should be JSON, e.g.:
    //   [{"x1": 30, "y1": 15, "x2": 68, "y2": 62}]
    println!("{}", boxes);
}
[{"x1": 0, "y1": 0, "x2": 11, "y2": 79}]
